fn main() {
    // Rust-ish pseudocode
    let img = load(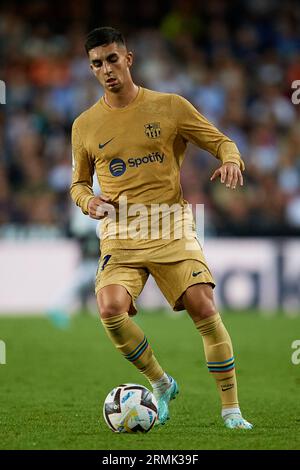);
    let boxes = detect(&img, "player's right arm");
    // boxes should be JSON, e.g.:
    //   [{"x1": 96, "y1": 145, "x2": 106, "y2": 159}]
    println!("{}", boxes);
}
[
  {"x1": 70, "y1": 121, "x2": 111, "y2": 219},
  {"x1": 70, "y1": 120, "x2": 95, "y2": 215},
  {"x1": 86, "y1": 194, "x2": 112, "y2": 220}
]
